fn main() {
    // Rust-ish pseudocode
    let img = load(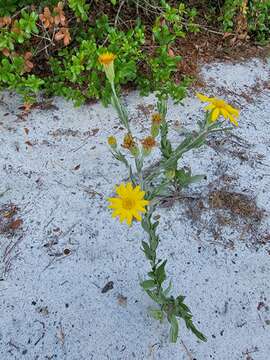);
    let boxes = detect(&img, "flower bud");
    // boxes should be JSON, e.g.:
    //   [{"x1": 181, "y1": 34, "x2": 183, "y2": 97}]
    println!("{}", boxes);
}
[
  {"x1": 151, "y1": 113, "x2": 162, "y2": 125},
  {"x1": 130, "y1": 145, "x2": 140, "y2": 157},
  {"x1": 98, "y1": 52, "x2": 116, "y2": 84},
  {"x1": 165, "y1": 169, "x2": 175, "y2": 179},
  {"x1": 107, "y1": 135, "x2": 117, "y2": 149},
  {"x1": 141, "y1": 136, "x2": 156, "y2": 157}
]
